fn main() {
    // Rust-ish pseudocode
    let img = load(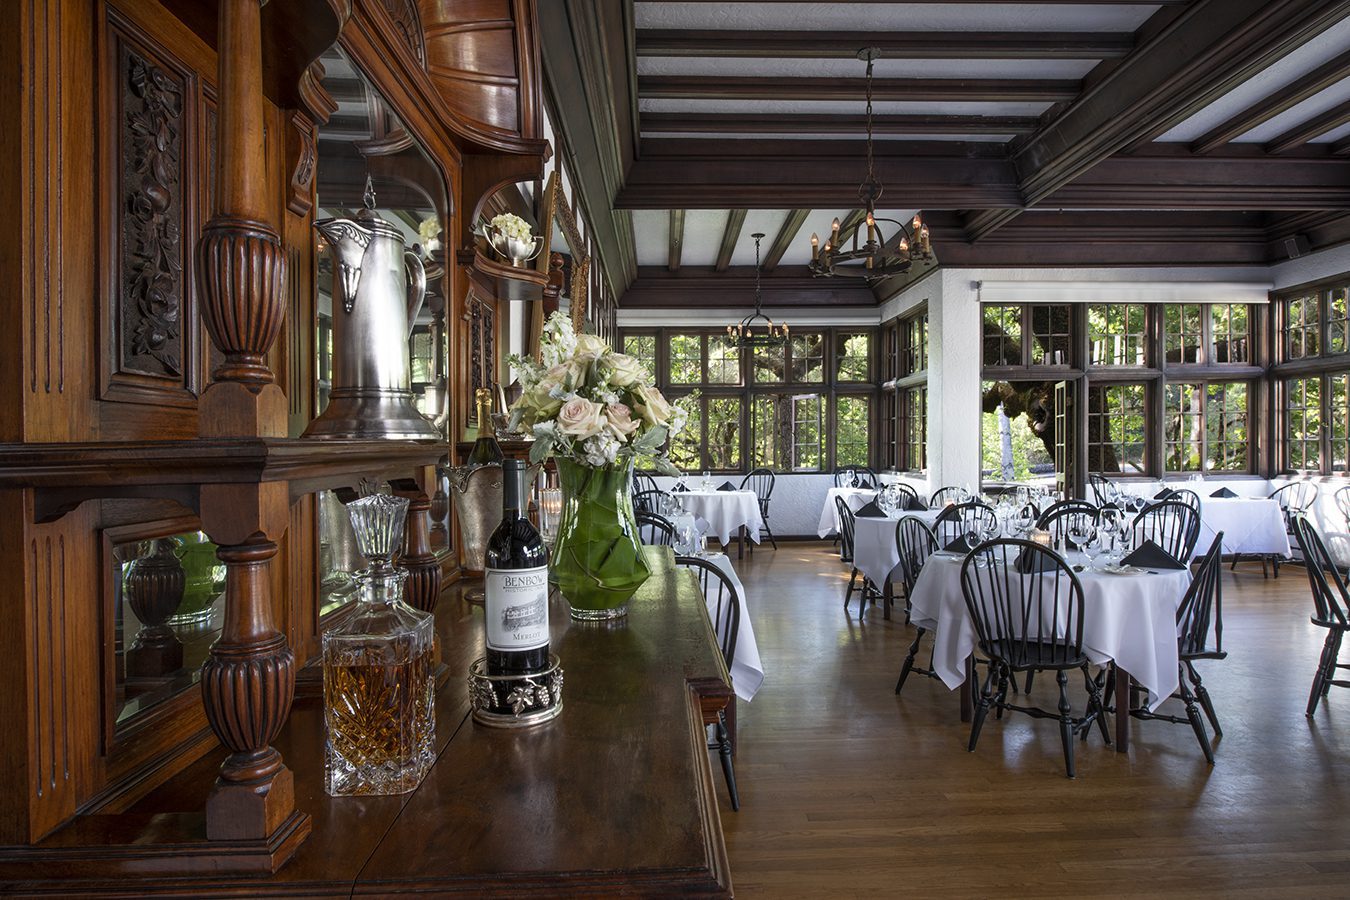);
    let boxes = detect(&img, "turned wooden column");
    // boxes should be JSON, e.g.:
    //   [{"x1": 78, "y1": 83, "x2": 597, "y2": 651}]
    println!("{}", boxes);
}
[
  {"x1": 189, "y1": 0, "x2": 304, "y2": 859},
  {"x1": 199, "y1": 540, "x2": 297, "y2": 841},
  {"x1": 195, "y1": 0, "x2": 287, "y2": 438},
  {"x1": 400, "y1": 492, "x2": 442, "y2": 614}
]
